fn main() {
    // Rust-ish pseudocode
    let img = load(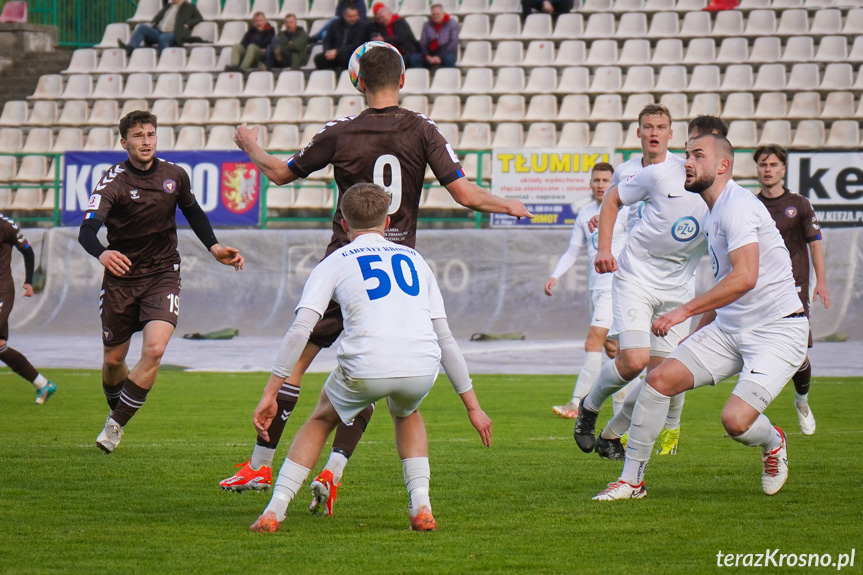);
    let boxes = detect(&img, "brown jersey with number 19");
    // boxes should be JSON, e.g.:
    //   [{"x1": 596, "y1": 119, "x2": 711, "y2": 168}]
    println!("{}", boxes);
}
[{"x1": 285, "y1": 106, "x2": 465, "y2": 255}]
